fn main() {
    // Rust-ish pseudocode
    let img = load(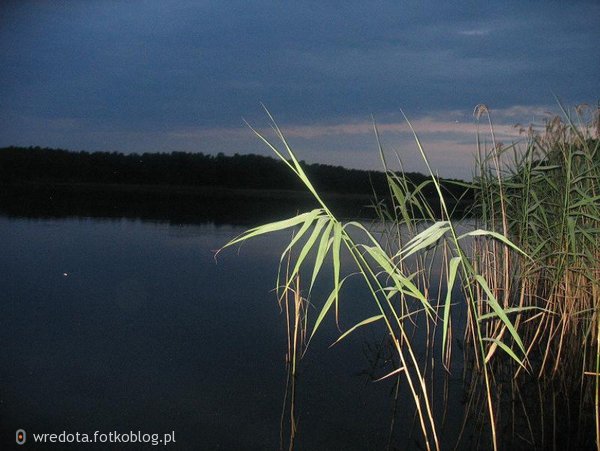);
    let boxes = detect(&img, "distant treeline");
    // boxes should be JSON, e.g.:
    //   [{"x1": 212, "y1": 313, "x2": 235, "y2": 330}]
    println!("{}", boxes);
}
[{"x1": 0, "y1": 146, "x2": 470, "y2": 199}]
